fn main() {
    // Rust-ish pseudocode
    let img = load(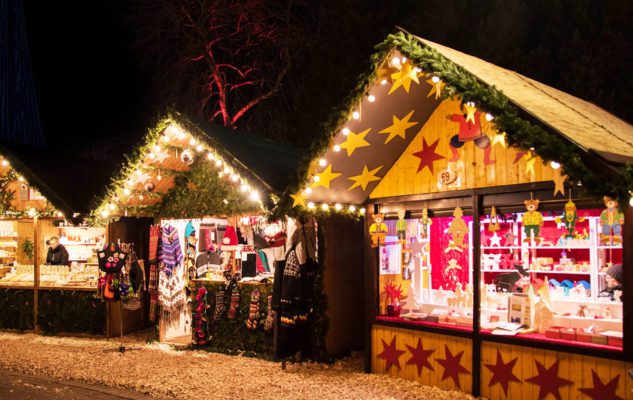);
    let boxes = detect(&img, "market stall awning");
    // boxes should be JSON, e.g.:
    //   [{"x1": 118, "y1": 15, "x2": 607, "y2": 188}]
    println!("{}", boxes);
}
[{"x1": 92, "y1": 111, "x2": 303, "y2": 222}]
